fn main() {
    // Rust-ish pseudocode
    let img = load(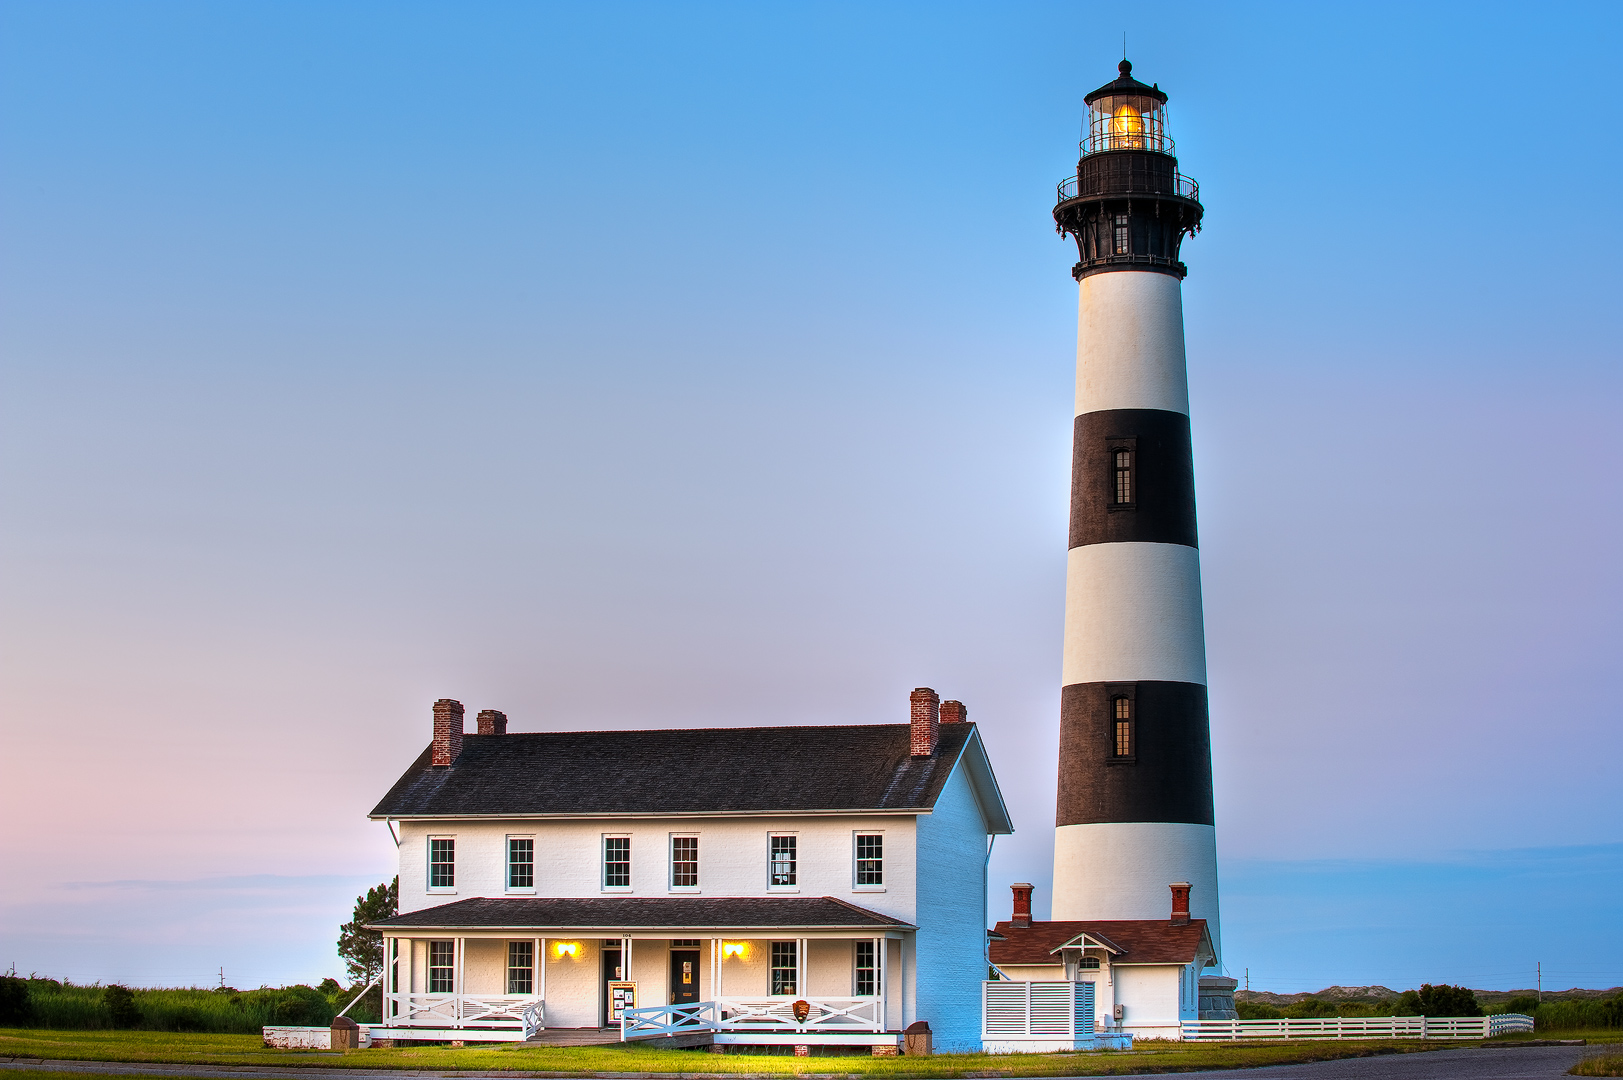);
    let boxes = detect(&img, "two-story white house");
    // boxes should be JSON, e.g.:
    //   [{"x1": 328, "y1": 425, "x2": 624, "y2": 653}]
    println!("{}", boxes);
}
[{"x1": 366, "y1": 689, "x2": 1011, "y2": 1052}]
